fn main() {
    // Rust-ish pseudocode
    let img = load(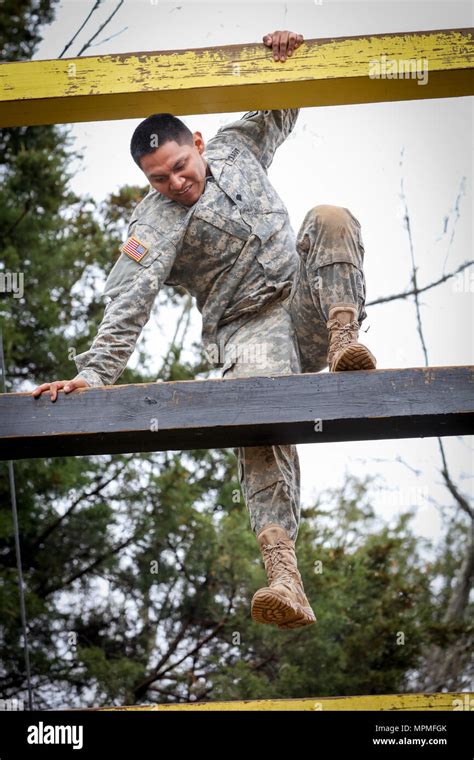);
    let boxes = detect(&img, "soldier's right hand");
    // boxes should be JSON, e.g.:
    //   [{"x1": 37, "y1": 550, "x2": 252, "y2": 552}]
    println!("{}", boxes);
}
[{"x1": 31, "y1": 377, "x2": 89, "y2": 402}]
